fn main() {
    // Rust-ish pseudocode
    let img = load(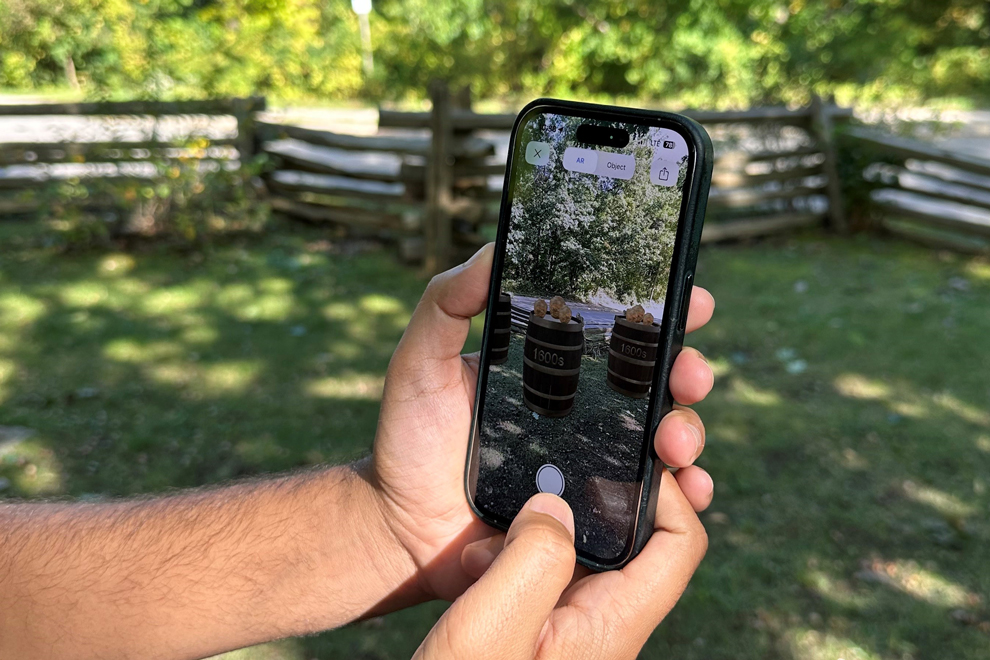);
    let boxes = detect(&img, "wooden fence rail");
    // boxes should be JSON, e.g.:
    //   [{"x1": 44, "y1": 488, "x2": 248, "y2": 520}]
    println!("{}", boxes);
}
[
  {"x1": 4, "y1": 91, "x2": 986, "y2": 262},
  {"x1": 263, "y1": 86, "x2": 855, "y2": 272},
  {"x1": 0, "y1": 96, "x2": 266, "y2": 220},
  {"x1": 847, "y1": 127, "x2": 990, "y2": 251}
]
